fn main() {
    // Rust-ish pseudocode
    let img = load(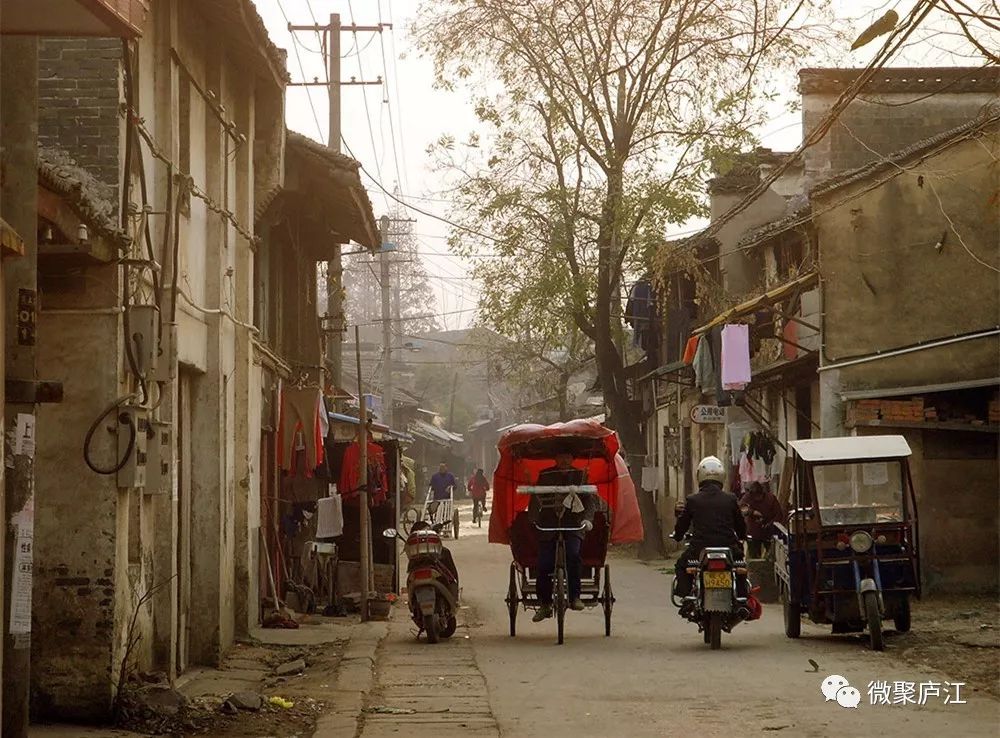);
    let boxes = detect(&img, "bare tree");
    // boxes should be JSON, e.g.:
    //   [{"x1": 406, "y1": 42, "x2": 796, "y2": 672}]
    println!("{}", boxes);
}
[{"x1": 415, "y1": 0, "x2": 838, "y2": 557}]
